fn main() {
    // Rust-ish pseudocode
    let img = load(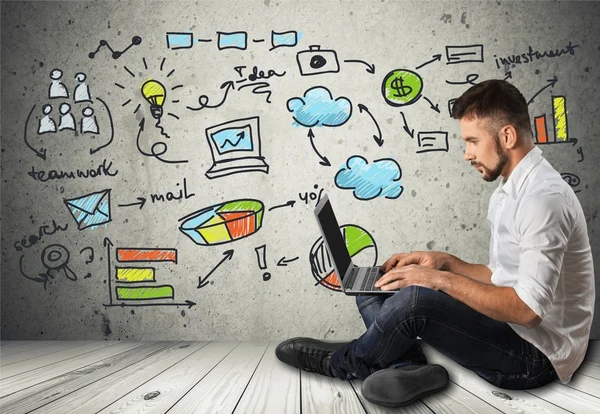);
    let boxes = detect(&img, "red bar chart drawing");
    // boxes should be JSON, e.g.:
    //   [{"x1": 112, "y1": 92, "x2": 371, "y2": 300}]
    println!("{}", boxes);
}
[{"x1": 103, "y1": 239, "x2": 195, "y2": 308}]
